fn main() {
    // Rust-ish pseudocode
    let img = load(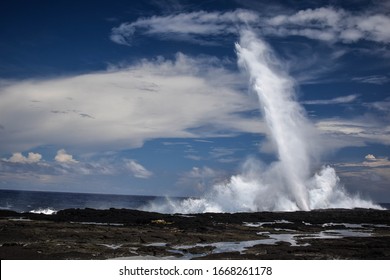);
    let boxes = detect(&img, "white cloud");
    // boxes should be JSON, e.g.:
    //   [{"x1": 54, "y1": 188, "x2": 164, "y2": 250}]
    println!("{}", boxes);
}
[
  {"x1": 335, "y1": 154, "x2": 390, "y2": 199},
  {"x1": 108, "y1": 7, "x2": 390, "y2": 87},
  {"x1": 0, "y1": 53, "x2": 263, "y2": 153},
  {"x1": 339, "y1": 154, "x2": 390, "y2": 168},
  {"x1": 125, "y1": 159, "x2": 153, "y2": 179},
  {"x1": 111, "y1": 7, "x2": 390, "y2": 46},
  {"x1": 5, "y1": 152, "x2": 42, "y2": 164},
  {"x1": 352, "y1": 75, "x2": 390, "y2": 85},
  {"x1": 335, "y1": 154, "x2": 390, "y2": 201},
  {"x1": 363, "y1": 154, "x2": 390, "y2": 167},
  {"x1": 315, "y1": 118, "x2": 390, "y2": 150},
  {"x1": 364, "y1": 97, "x2": 390, "y2": 114},
  {"x1": 54, "y1": 149, "x2": 78, "y2": 164},
  {"x1": 0, "y1": 151, "x2": 153, "y2": 189},
  {"x1": 185, "y1": 154, "x2": 203, "y2": 161},
  {"x1": 265, "y1": 7, "x2": 390, "y2": 44},
  {"x1": 302, "y1": 94, "x2": 358, "y2": 105},
  {"x1": 110, "y1": 9, "x2": 259, "y2": 45},
  {"x1": 365, "y1": 154, "x2": 376, "y2": 160},
  {"x1": 209, "y1": 147, "x2": 240, "y2": 163}
]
